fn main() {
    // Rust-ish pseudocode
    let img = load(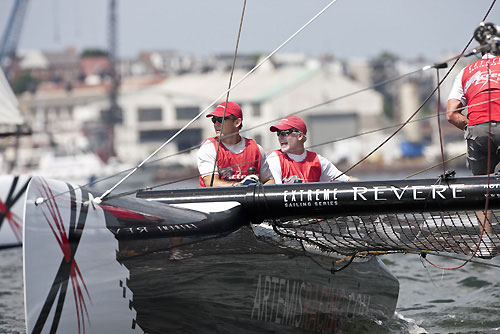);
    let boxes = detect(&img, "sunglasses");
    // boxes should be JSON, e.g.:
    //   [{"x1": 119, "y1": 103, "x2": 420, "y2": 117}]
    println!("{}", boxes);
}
[
  {"x1": 211, "y1": 116, "x2": 234, "y2": 124},
  {"x1": 276, "y1": 129, "x2": 300, "y2": 137}
]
